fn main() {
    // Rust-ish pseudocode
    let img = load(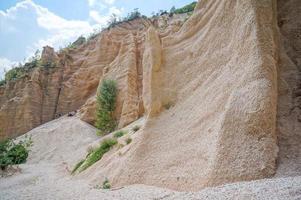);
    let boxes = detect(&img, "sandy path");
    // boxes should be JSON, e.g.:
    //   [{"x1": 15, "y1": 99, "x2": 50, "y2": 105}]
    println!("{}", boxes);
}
[{"x1": 1, "y1": 162, "x2": 301, "y2": 200}]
